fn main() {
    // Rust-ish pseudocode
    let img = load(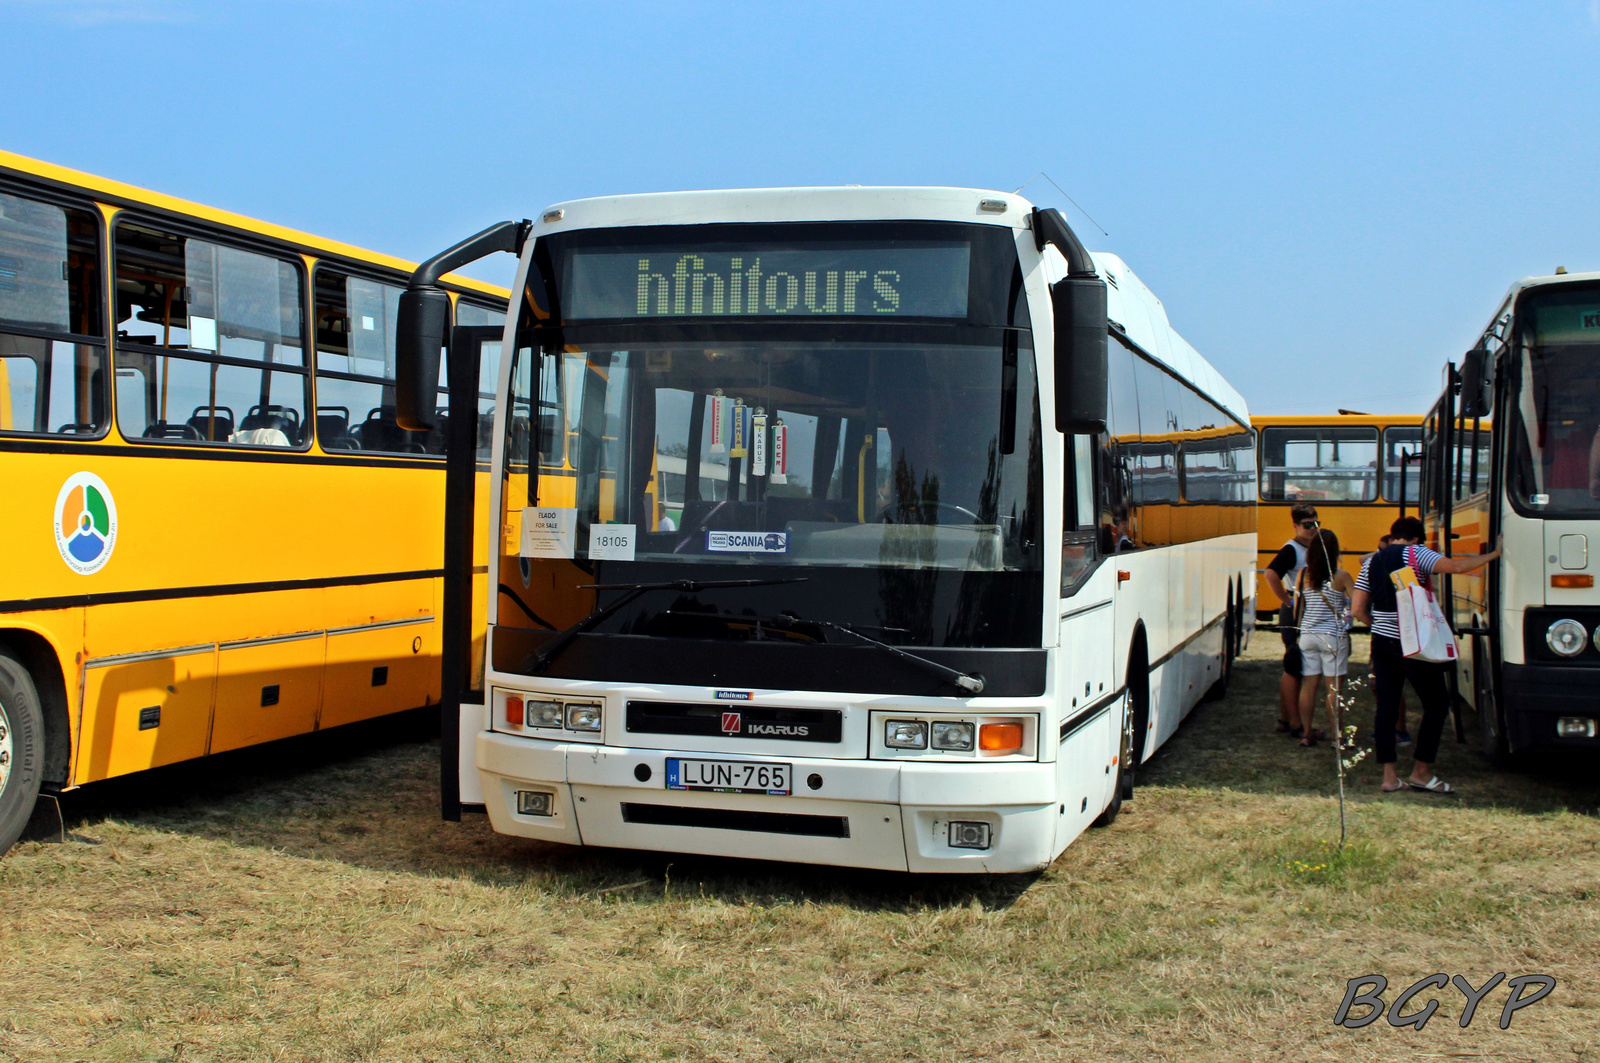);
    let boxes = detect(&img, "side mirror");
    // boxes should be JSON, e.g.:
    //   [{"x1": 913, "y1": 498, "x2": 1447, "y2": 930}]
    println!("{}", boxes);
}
[
  {"x1": 1459, "y1": 348, "x2": 1491, "y2": 418},
  {"x1": 1053, "y1": 276, "x2": 1109, "y2": 432},
  {"x1": 395, "y1": 287, "x2": 452, "y2": 431}
]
